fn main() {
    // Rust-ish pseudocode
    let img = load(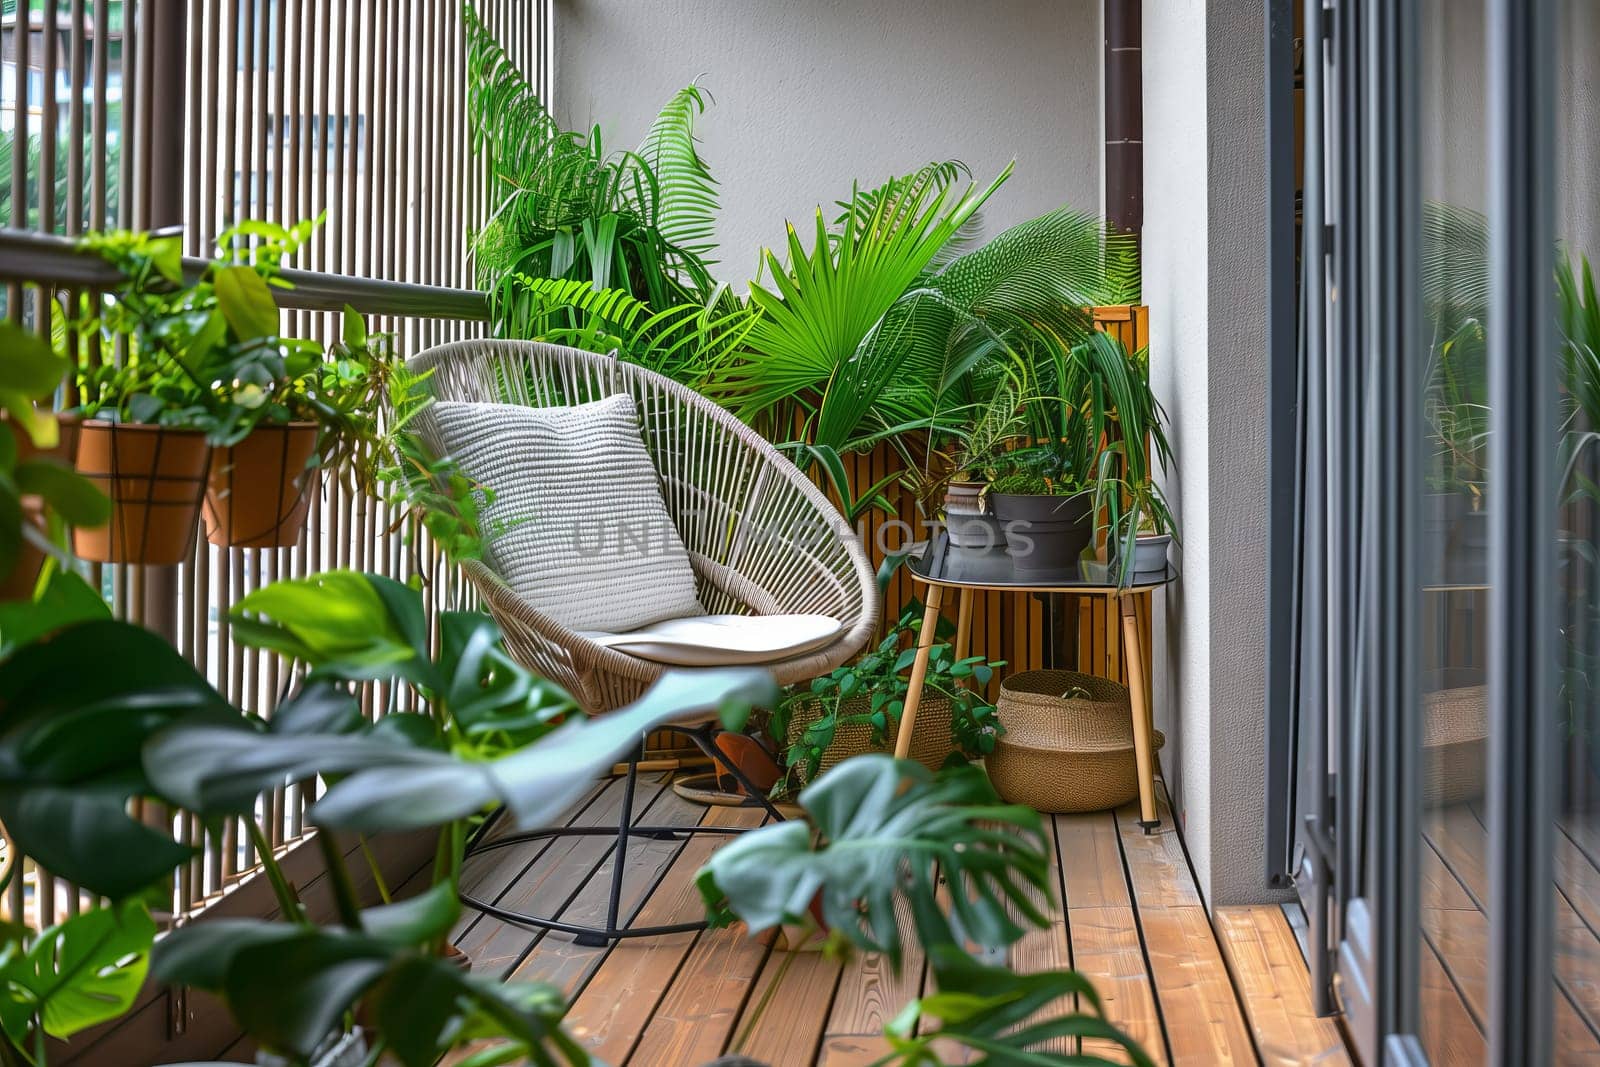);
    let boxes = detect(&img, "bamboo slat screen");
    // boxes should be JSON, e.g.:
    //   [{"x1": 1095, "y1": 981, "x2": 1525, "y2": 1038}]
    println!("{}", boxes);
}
[
  {"x1": 842, "y1": 305, "x2": 1155, "y2": 696},
  {"x1": 0, "y1": 0, "x2": 551, "y2": 929}
]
